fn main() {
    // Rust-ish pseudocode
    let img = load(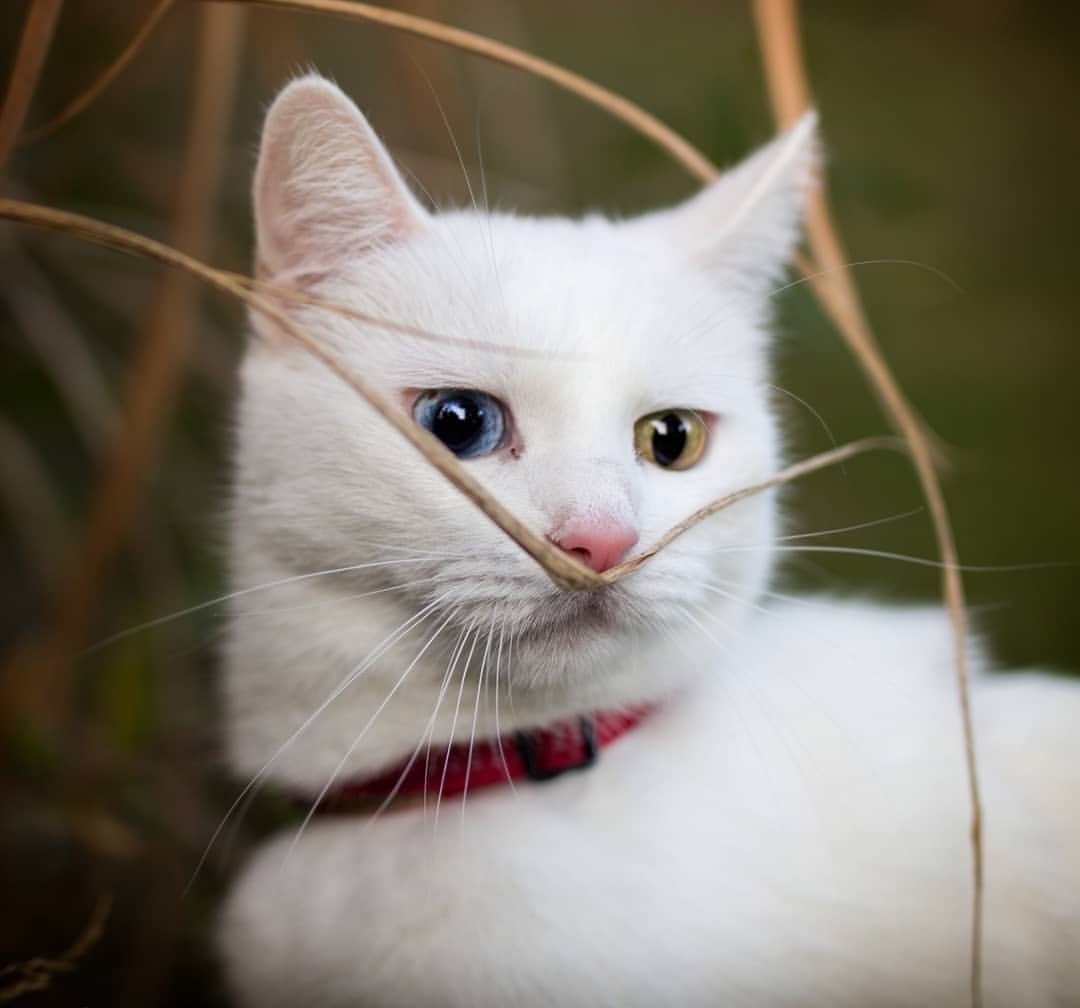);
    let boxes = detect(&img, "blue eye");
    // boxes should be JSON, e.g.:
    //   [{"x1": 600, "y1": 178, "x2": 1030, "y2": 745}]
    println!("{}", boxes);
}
[{"x1": 412, "y1": 389, "x2": 506, "y2": 459}]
